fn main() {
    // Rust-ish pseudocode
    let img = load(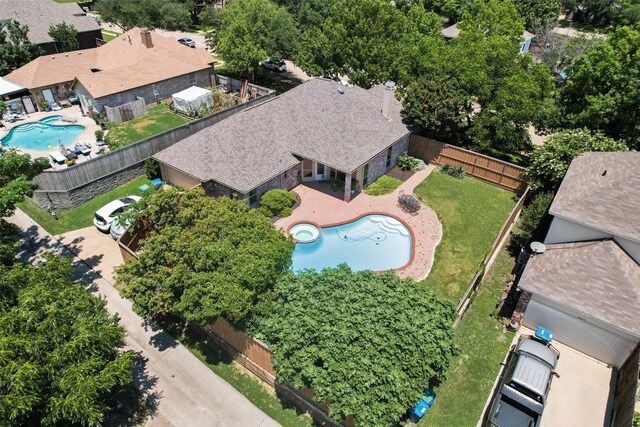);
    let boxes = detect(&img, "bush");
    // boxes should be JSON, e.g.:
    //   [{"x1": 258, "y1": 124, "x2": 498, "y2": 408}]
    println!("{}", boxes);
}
[
  {"x1": 143, "y1": 158, "x2": 161, "y2": 180},
  {"x1": 95, "y1": 129, "x2": 104, "y2": 141},
  {"x1": 259, "y1": 189, "x2": 296, "y2": 217},
  {"x1": 364, "y1": 175, "x2": 402, "y2": 196},
  {"x1": 397, "y1": 152, "x2": 421, "y2": 171},
  {"x1": 510, "y1": 192, "x2": 554, "y2": 251},
  {"x1": 440, "y1": 163, "x2": 466, "y2": 179}
]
